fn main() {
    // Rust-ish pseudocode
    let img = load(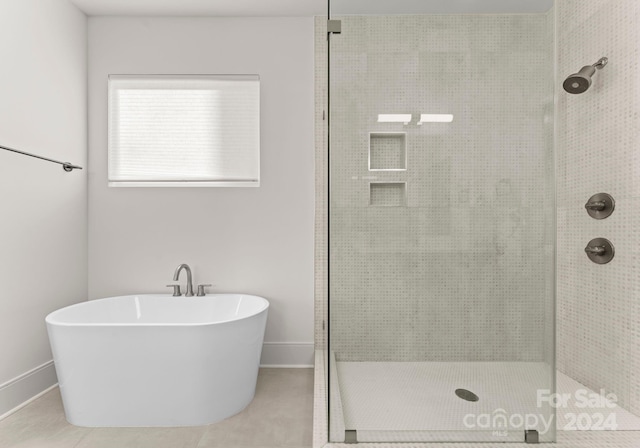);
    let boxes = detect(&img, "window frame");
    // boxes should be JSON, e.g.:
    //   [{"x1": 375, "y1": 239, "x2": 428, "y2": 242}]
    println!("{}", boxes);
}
[{"x1": 107, "y1": 74, "x2": 261, "y2": 188}]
